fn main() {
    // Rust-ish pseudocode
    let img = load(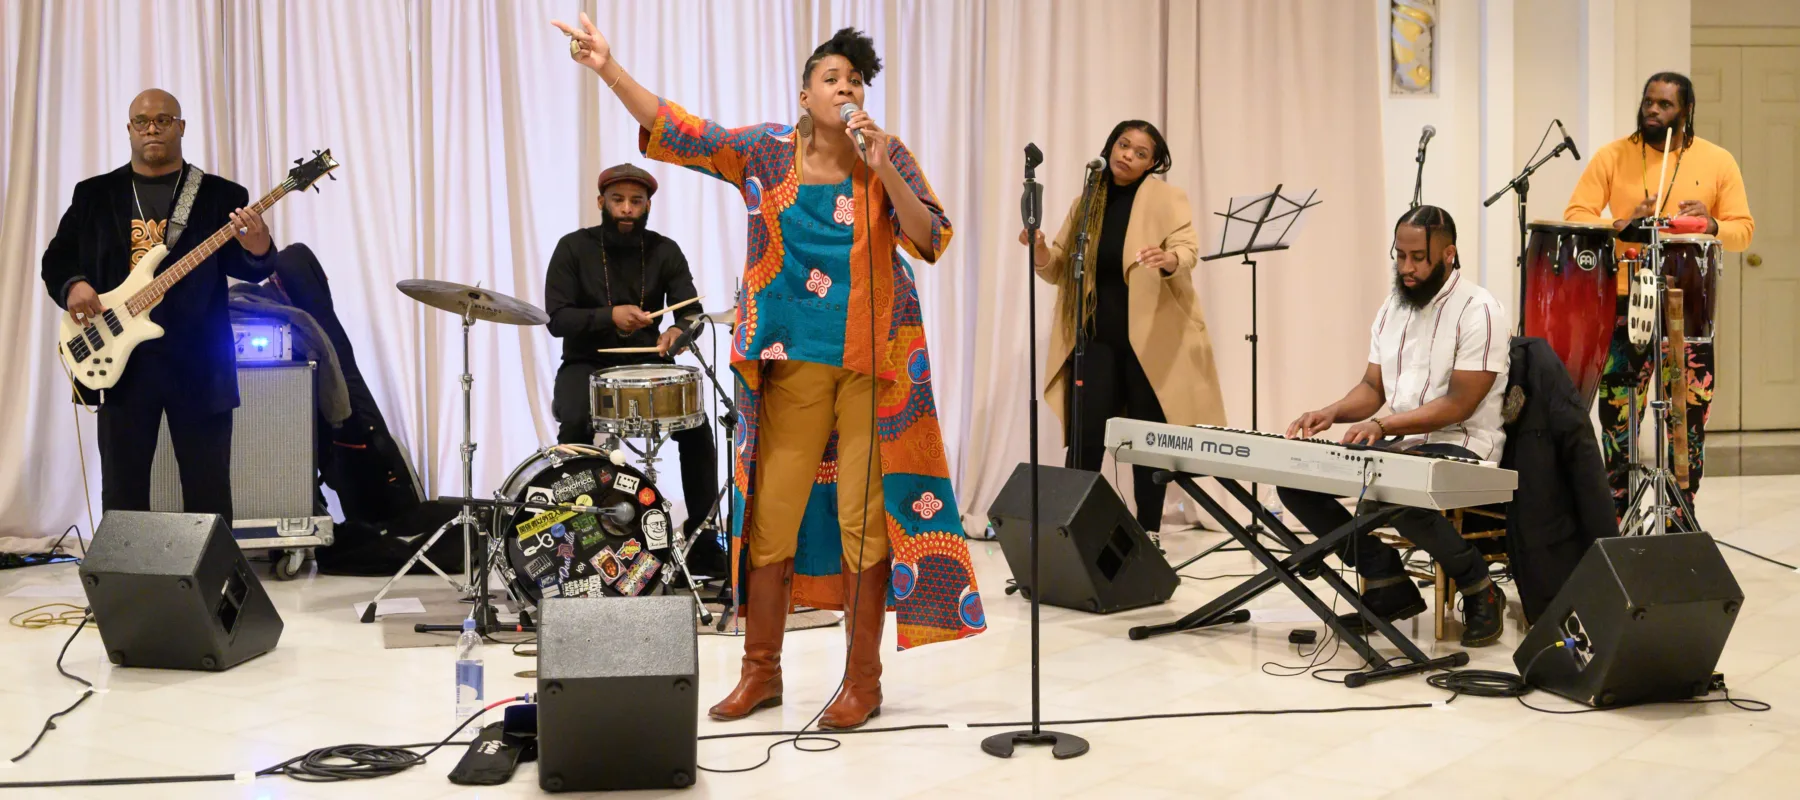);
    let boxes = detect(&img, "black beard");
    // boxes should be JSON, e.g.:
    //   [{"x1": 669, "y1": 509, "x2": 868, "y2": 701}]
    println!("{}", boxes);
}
[
  {"x1": 1394, "y1": 258, "x2": 1451, "y2": 309},
  {"x1": 1637, "y1": 111, "x2": 1679, "y2": 147},
  {"x1": 601, "y1": 208, "x2": 648, "y2": 244}
]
